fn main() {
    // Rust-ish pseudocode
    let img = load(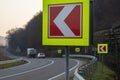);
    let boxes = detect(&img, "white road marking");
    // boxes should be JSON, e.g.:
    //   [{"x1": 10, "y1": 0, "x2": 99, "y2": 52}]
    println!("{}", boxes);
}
[
  {"x1": 24, "y1": 58, "x2": 31, "y2": 64},
  {"x1": 0, "y1": 60, "x2": 54, "y2": 79},
  {"x1": 48, "y1": 59, "x2": 80, "y2": 80}
]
